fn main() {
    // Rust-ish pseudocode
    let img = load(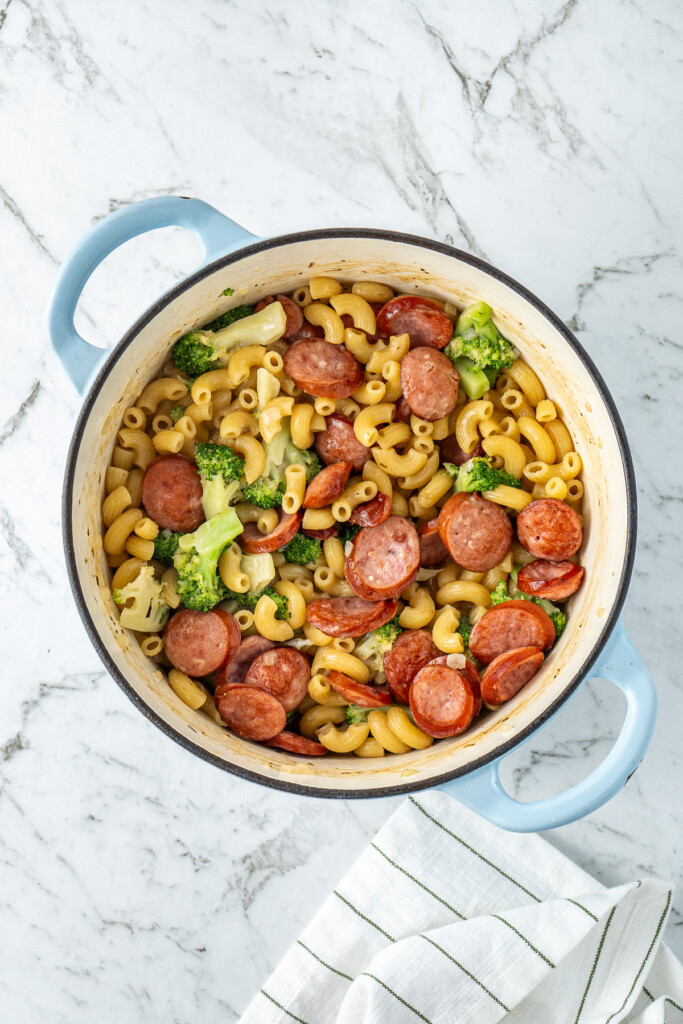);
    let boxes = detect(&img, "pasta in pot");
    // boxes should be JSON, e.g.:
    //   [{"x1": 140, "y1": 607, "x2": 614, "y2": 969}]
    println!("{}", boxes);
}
[{"x1": 103, "y1": 281, "x2": 586, "y2": 757}]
